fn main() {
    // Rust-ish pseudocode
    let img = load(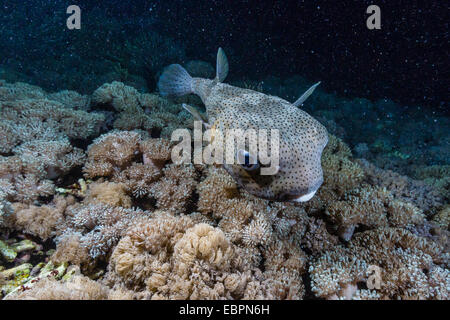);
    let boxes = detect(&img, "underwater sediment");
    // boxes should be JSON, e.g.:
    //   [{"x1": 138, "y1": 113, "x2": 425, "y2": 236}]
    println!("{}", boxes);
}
[{"x1": 0, "y1": 79, "x2": 448, "y2": 300}]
